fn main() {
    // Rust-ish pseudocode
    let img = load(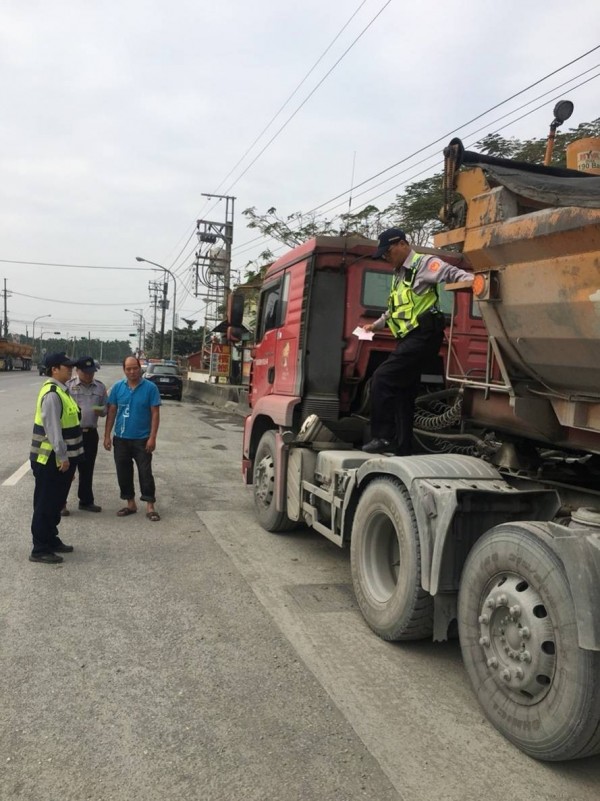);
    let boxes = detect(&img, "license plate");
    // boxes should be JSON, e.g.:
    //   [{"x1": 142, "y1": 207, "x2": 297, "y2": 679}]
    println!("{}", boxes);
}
[{"x1": 159, "y1": 377, "x2": 171, "y2": 383}]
